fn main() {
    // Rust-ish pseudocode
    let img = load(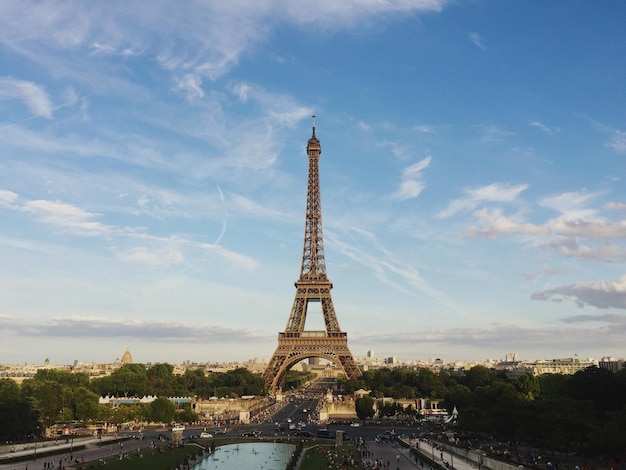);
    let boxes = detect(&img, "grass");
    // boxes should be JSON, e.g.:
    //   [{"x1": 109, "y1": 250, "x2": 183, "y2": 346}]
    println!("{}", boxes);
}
[
  {"x1": 299, "y1": 443, "x2": 366, "y2": 470},
  {"x1": 67, "y1": 444, "x2": 204, "y2": 470},
  {"x1": 64, "y1": 436, "x2": 354, "y2": 470}
]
